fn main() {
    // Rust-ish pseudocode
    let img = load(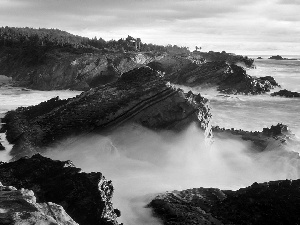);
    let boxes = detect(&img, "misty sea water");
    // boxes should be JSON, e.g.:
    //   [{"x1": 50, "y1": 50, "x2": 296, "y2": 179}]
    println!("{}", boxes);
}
[{"x1": 0, "y1": 58, "x2": 299, "y2": 225}]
